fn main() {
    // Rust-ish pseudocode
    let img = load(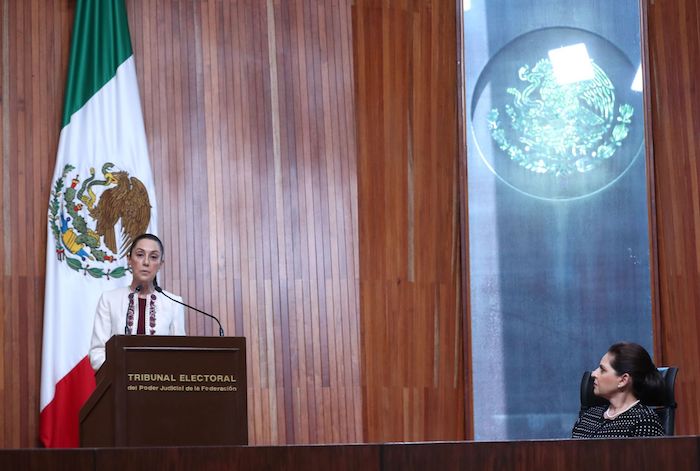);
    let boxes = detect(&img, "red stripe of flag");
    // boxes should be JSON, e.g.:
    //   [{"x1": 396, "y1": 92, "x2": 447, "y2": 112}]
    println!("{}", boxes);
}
[{"x1": 39, "y1": 356, "x2": 95, "y2": 447}]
